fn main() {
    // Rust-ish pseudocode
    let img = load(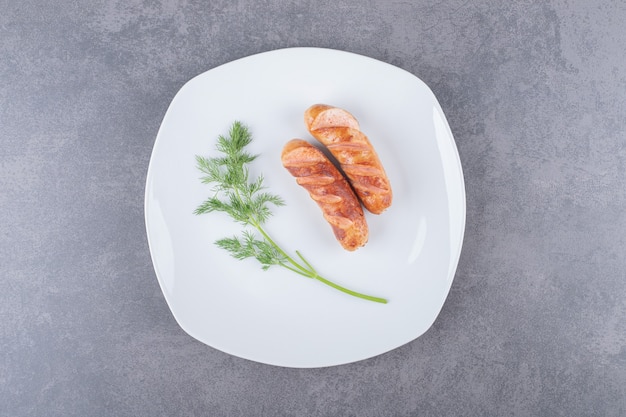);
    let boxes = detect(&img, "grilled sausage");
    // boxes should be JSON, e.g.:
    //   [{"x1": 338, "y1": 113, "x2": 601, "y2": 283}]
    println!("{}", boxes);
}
[
  {"x1": 304, "y1": 104, "x2": 392, "y2": 214},
  {"x1": 281, "y1": 139, "x2": 368, "y2": 251}
]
